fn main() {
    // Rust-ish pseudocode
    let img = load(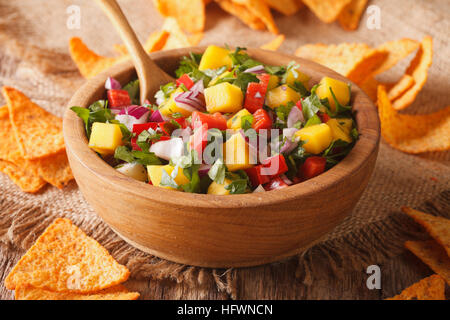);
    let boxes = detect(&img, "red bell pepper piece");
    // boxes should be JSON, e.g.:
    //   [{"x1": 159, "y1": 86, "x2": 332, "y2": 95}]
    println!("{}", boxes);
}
[
  {"x1": 131, "y1": 122, "x2": 174, "y2": 150},
  {"x1": 191, "y1": 111, "x2": 227, "y2": 130},
  {"x1": 245, "y1": 166, "x2": 271, "y2": 188},
  {"x1": 107, "y1": 89, "x2": 131, "y2": 108},
  {"x1": 189, "y1": 123, "x2": 208, "y2": 160},
  {"x1": 261, "y1": 154, "x2": 288, "y2": 177},
  {"x1": 299, "y1": 156, "x2": 326, "y2": 180},
  {"x1": 244, "y1": 74, "x2": 271, "y2": 113},
  {"x1": 173, "y1": 117, "x2": 188, "y2": 129},
  {"x1": 176, "y1": 74, "x2": 195, "y2": 90},
  {"x1": 252, "y1": 109, "x2": 272, "y2": 132},
  {"x1": 296, "y1": 99, "x2": 303, "y2": 112},
  {"x1": 319, "y1": 112, "x2": 330, "y2": 123},
  {"x1": 263, "y1": 177, "x2": 288, "y2": 191}
]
